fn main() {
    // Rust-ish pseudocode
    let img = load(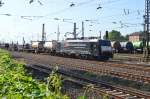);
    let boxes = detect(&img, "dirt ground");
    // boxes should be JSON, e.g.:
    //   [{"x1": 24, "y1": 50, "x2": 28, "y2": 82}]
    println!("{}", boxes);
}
[{"x1": 11, "y1": 51, "x2": 150, "y2": 82}]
